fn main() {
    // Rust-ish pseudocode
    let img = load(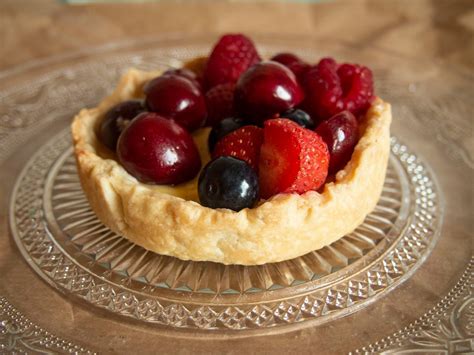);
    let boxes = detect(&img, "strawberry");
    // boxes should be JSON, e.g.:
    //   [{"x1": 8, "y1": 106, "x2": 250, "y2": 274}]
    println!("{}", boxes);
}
[
  {"x1": 205, "y1": 83, "x2": 235, "y2": 127},
  {"x1": 204, "y1": 34, "x2": 261, "y2": 88},
  {"x1": 212, "y1": 126, "x2": 263, "y2": 171},
  {"x1": 259, "y1": 119, "x2": 329, "y2": 199}
]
